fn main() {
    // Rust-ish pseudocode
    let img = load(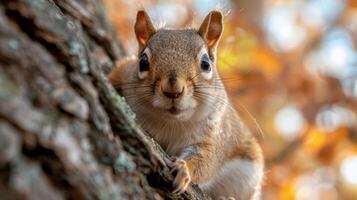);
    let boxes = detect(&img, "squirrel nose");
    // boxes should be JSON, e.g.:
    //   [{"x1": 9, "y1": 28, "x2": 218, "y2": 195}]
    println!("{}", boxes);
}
[
  {"x1": 163, "y1": 90, "x2": 183, "y2": 99},
  {"x1": 161, "y1": 76, "x2": 184, "y2": 99}
]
